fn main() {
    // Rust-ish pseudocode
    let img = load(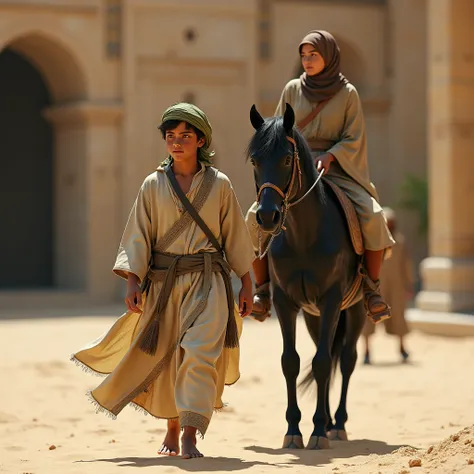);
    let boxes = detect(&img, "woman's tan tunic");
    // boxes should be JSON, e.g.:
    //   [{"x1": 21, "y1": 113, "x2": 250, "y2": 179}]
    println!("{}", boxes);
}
[{"x1": 71, "y1": 165, "x2": 255, "y2": 436}]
